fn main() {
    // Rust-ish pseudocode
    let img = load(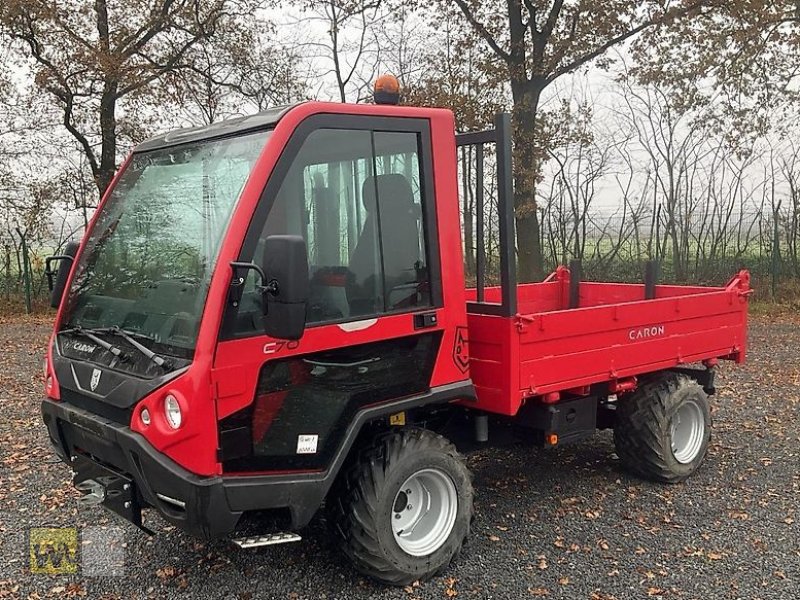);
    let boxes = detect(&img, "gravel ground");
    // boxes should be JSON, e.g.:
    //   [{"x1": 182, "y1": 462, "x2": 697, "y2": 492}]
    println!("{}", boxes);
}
[{"x1": 0, "y1": 313, "x2": 798, "y2": 599}]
